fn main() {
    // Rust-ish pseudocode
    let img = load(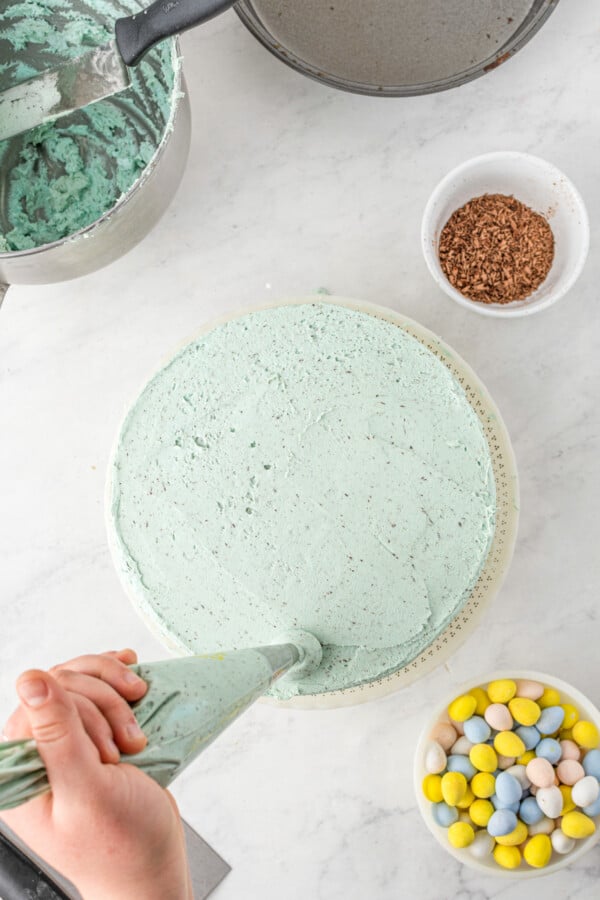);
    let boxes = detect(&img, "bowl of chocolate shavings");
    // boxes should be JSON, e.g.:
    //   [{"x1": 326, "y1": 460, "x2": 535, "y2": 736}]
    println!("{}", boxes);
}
[{"x1": 421, "y1": 152, "x2": 589, "y2": 317}]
